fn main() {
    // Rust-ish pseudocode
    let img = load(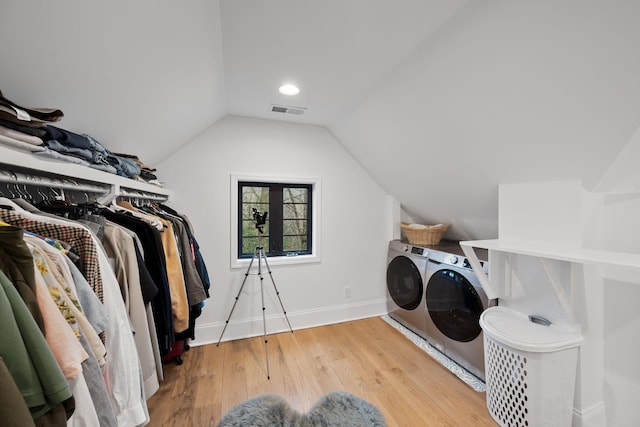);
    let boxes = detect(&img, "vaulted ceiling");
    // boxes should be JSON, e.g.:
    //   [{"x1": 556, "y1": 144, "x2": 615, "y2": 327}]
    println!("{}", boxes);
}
[
  {"x1": 1, "y1": 0, "x2": 639, "y2": 240},
  {"x1": 220, "y1": 0, "x2": 468, "y2": 126}
]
